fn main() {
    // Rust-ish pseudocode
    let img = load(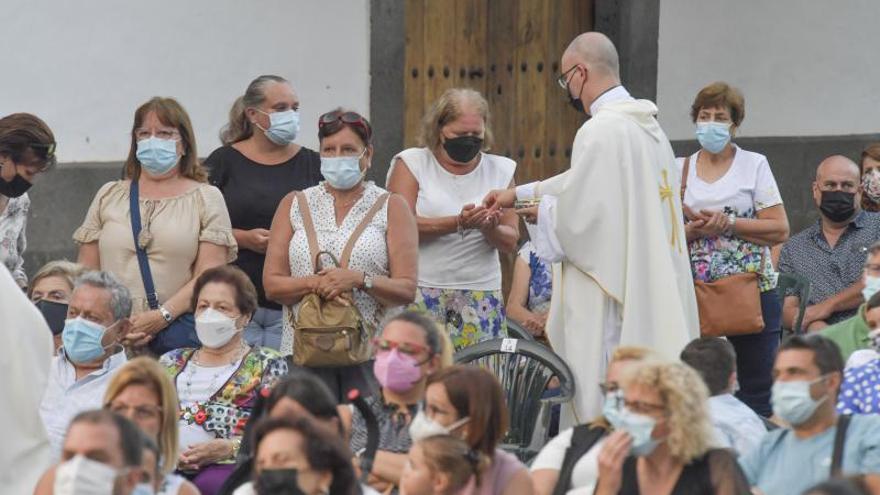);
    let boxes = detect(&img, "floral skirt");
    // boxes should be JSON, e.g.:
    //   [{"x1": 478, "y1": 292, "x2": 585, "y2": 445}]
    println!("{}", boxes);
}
[{"x1": 408, "y1": 286, "x2": 507, "y2": 350}]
